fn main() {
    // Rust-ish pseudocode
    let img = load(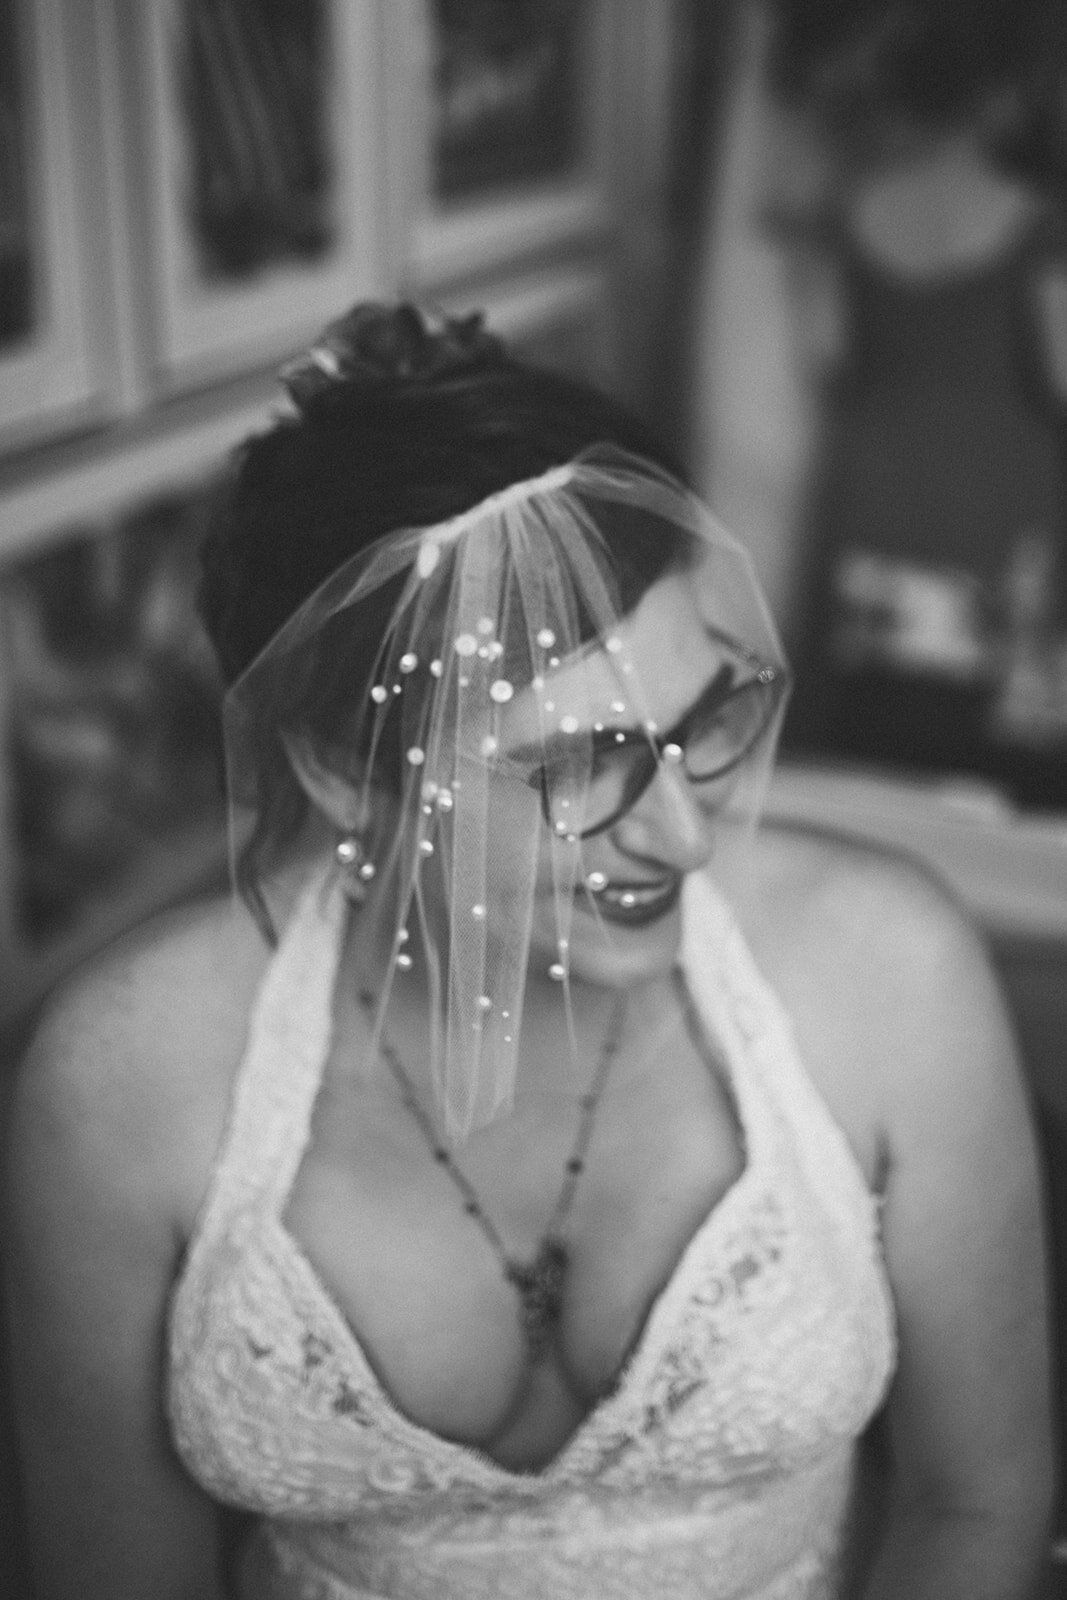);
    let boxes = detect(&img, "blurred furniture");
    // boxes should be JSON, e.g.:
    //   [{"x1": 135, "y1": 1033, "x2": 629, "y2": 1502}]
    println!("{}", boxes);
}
[
  {"x1": 0, "y1": 0, "x2": 684, "y2": 1031},
  {"x1": 0, "y1": 11, "x2": 685, "y2": 1596}
]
